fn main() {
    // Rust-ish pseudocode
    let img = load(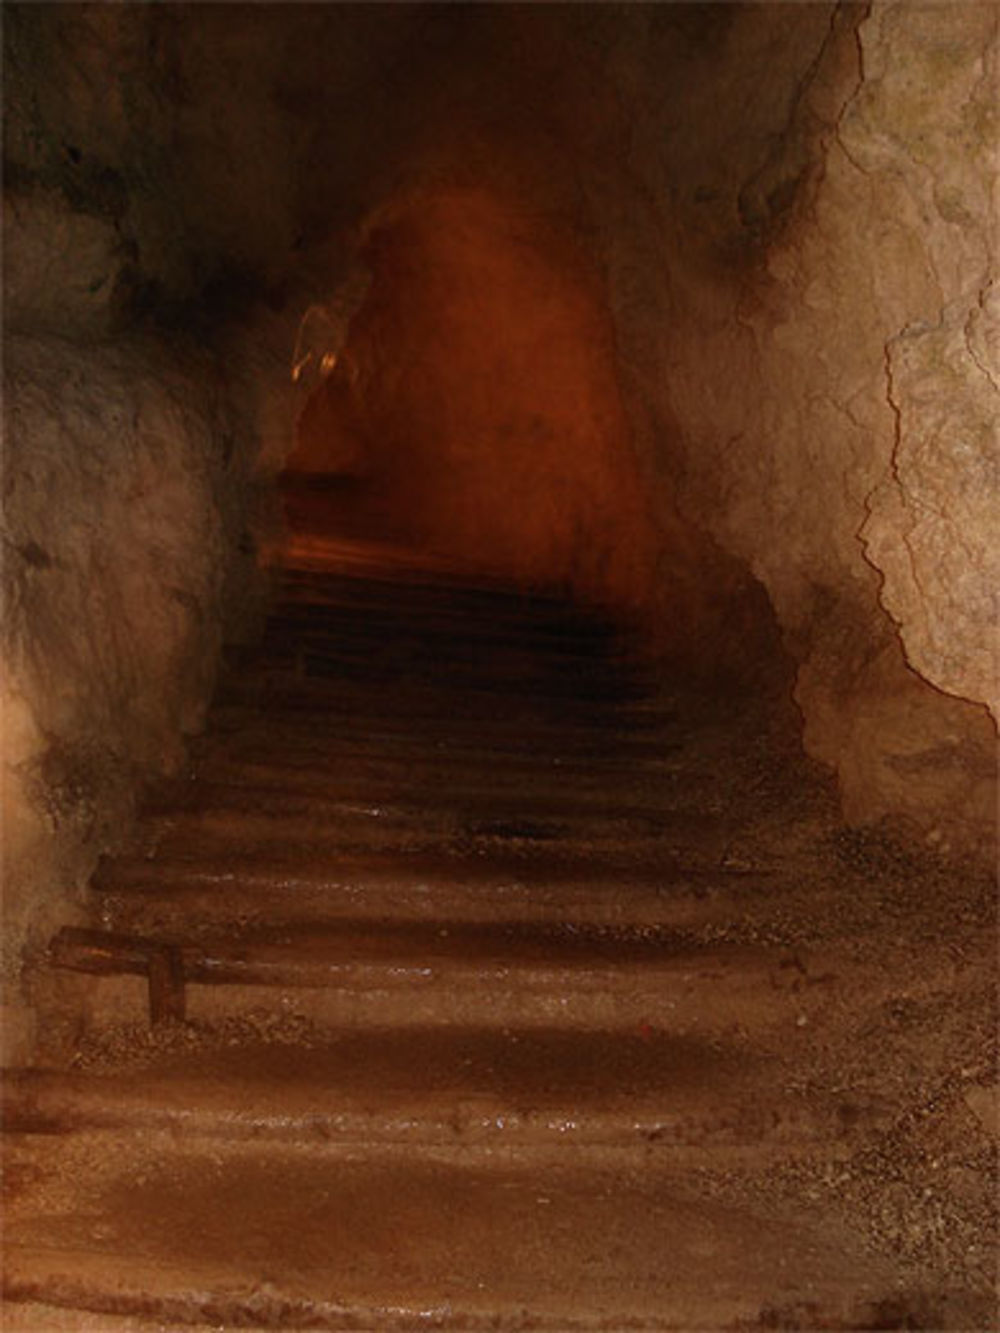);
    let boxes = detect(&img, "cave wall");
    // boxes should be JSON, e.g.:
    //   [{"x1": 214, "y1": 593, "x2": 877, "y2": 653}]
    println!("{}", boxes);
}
[
  {"x1": 1, "y1": 5, "x2": 279, "y2": 1044},
  {"x1": 2, "y1": 334, "x2": 252, "y2": 955},
  {"x1": 526, "y1": 0, "x2": 997, "y2": 857}
]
